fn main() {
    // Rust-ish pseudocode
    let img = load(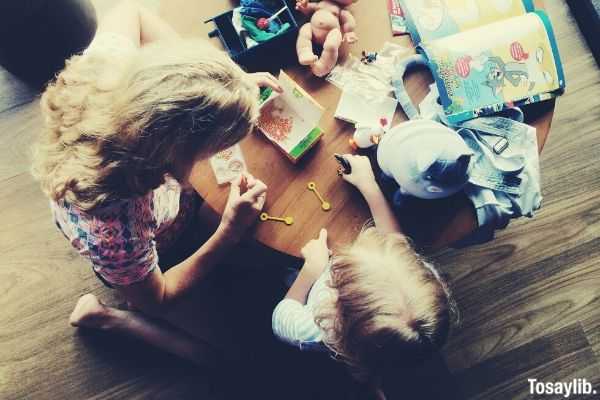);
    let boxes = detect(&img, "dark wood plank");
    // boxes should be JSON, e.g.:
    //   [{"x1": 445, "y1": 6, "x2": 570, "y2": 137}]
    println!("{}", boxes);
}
[
  {"x1": 566, "y1": 0, "x2": 600, "y2": 67},
  {"x1": 439, "y1": 197, "x2": 600, "y2": 372},
  {"x1": 0, "y1": 100, "x2": 42, "y2": 182},
  {"x1": 0, "y1": 66, "x2": 38, "y2": 113},
  {"x1": 456, "y1": 323, "x2": 600, "y2": 400}
]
